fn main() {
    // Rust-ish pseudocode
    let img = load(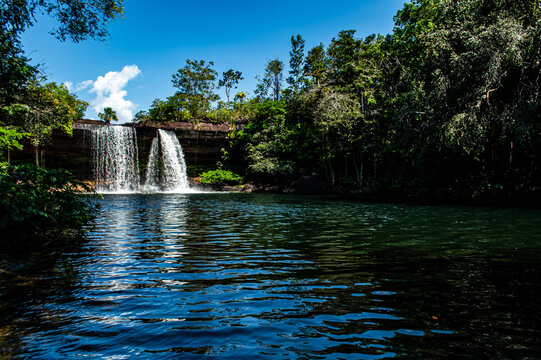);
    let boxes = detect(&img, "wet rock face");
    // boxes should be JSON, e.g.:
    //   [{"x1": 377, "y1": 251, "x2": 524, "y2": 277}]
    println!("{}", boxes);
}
[
  {"x1": 11, "y1": 120, "x2": 231, "y2": 180},
  {"x1": 135, "y1": 121, "x2": 231, "y2": 167}
]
